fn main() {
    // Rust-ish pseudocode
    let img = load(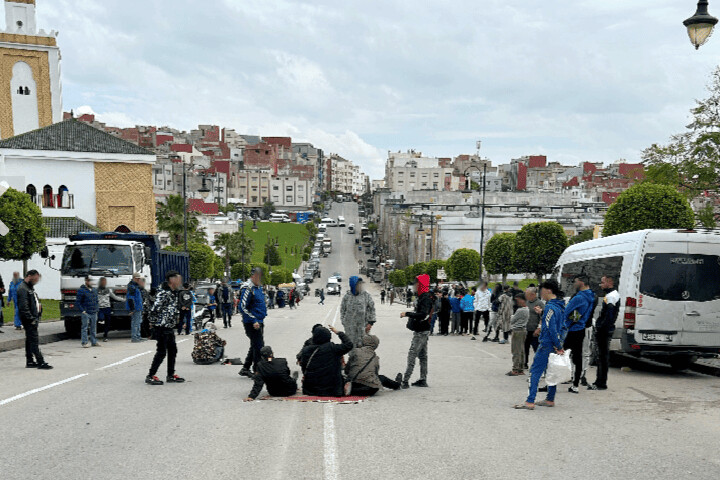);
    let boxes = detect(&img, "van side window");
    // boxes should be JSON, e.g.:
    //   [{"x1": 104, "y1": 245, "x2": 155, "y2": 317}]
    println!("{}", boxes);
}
[
  {"x1": 560, "y1": 256, "x2": 623, "y2": 297},
  {"x1": 639, "y1": 253, "x2": 720, "y2": 302}
]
